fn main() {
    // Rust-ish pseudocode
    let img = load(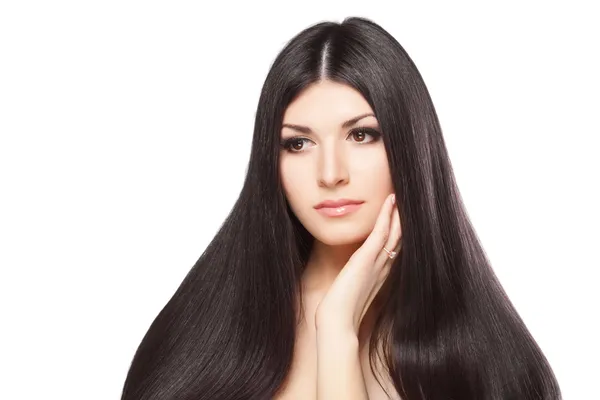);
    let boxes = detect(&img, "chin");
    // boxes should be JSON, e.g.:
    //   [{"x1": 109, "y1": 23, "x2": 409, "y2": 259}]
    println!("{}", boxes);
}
[{"x1": 311, "y1": 228, "x2": 370, "y2": 247}]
